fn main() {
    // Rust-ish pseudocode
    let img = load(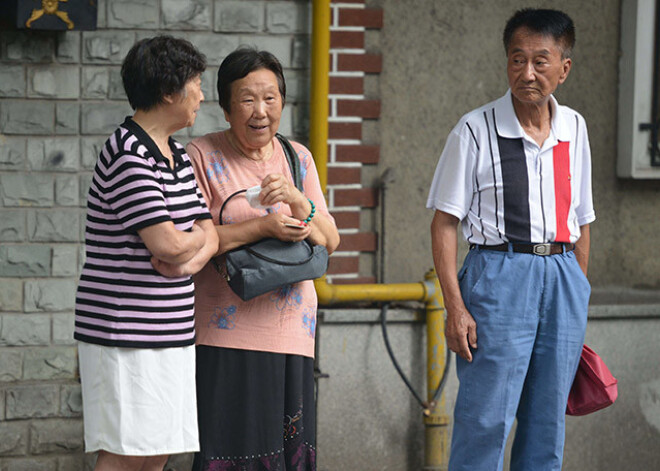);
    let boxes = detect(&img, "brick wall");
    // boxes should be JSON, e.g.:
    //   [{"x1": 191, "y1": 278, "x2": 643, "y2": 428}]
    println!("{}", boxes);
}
[
  {"x1": 325, "y1": 0, "x2": 383, "y2": 284},
  {"x1": 0, "y1": 1, "x2": 311, "y2": 469}
]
